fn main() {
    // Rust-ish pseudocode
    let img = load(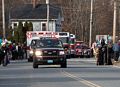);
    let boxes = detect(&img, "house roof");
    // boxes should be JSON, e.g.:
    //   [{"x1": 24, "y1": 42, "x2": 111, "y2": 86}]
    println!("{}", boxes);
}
[{"x1": 10, "y1": 4, "x2": 61, "y2": 20}]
